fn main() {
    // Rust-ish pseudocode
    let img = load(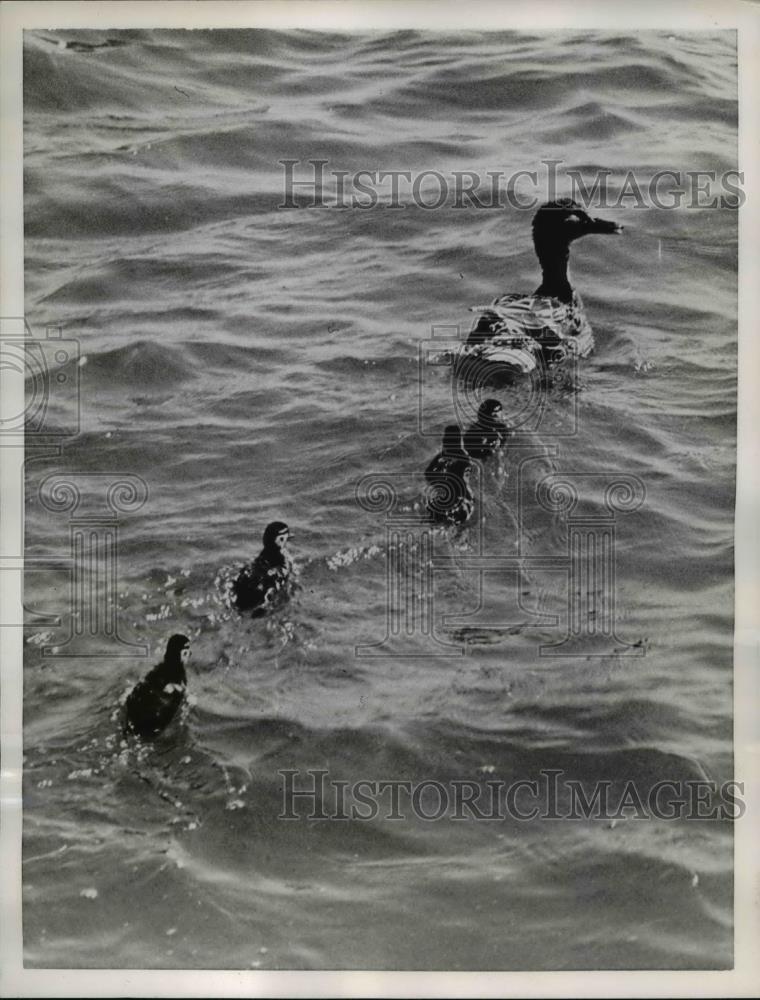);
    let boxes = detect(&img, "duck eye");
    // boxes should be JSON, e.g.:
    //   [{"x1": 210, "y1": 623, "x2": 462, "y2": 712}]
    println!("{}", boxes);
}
[{"x1": 564, "y1": 213, "x2": 581, "y2": 225}]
